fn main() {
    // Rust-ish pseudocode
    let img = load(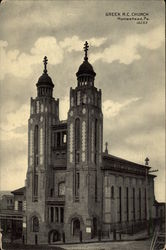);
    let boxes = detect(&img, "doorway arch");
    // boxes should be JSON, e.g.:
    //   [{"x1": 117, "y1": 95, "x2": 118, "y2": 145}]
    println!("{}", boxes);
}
[
  {"x1": 48, "y1": 230, "x2": 60, "y2": 244},
  {"x1": 72, "y1": 218, "x2": 80, "y2": 236}
]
